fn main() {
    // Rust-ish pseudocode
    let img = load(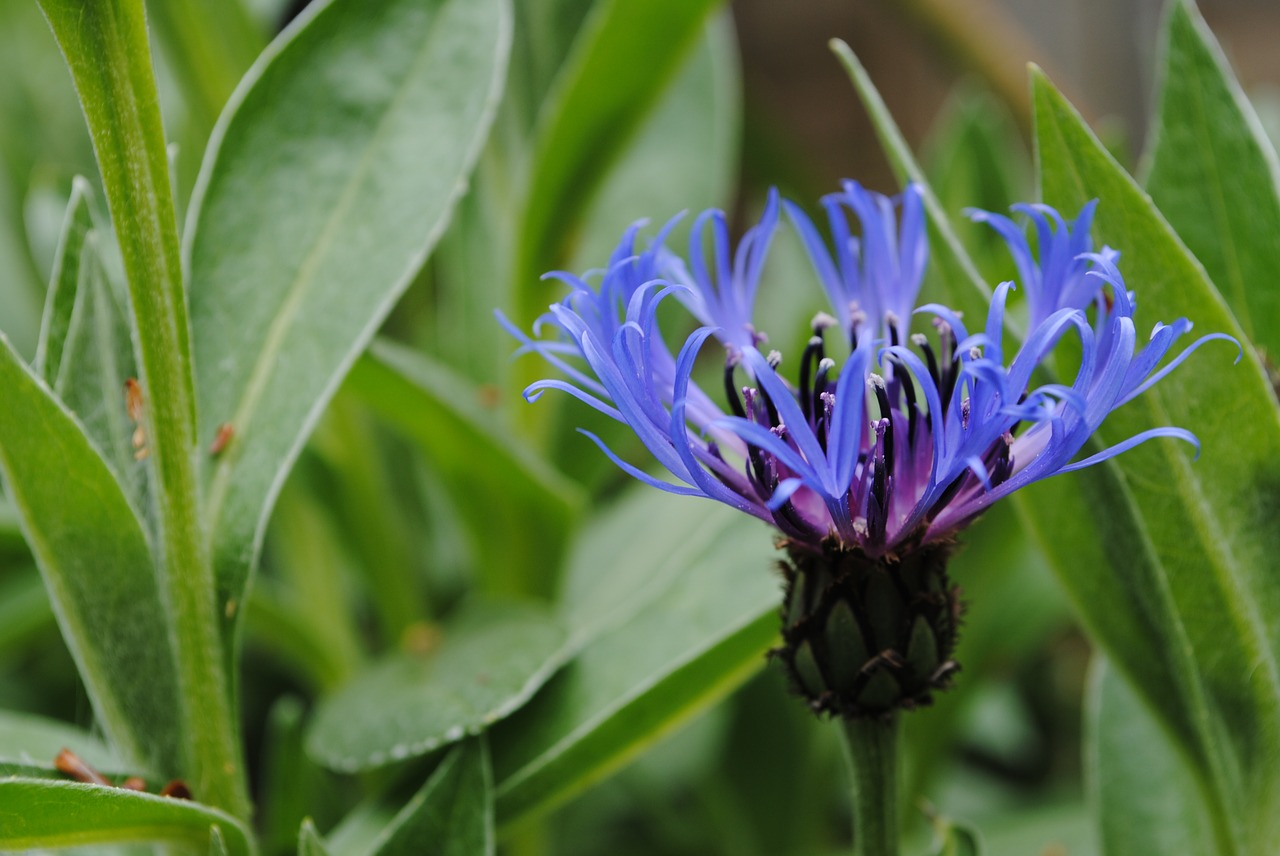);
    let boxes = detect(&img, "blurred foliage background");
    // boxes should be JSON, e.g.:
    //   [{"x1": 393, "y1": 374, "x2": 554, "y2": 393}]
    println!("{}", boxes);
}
[{"x1": 1, "y1": 1, "x2": 1278, "y2": 854}]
